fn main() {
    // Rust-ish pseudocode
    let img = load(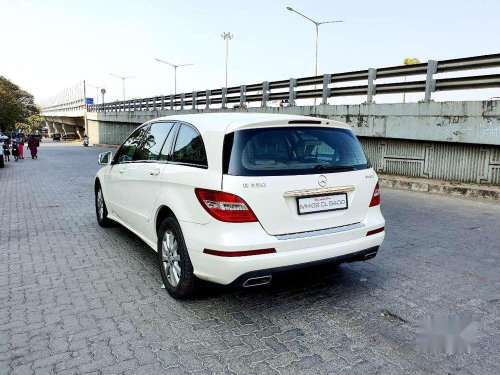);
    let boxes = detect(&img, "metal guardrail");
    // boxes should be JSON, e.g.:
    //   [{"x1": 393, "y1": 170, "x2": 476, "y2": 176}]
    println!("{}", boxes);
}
[{"x1": 44, "y1": 54, "x2": 500, "y2": 114}]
